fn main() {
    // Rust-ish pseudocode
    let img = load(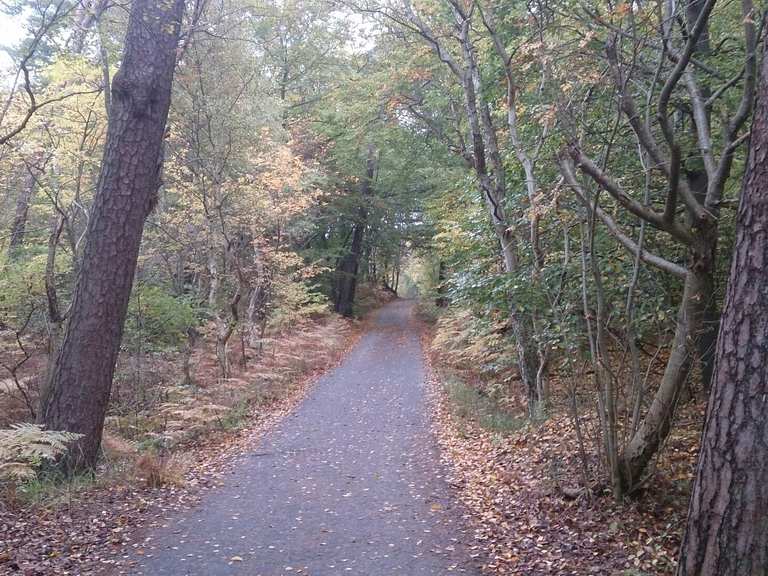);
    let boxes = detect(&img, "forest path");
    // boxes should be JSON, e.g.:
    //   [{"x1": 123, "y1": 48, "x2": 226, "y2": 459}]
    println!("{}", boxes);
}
[{"x1": 131, "y1": 299, "x2": 480, "y2": 576}]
